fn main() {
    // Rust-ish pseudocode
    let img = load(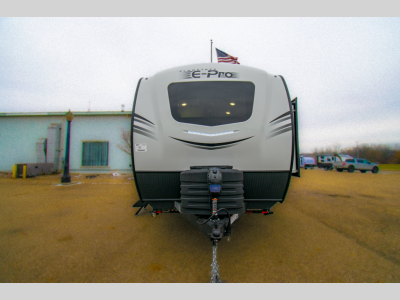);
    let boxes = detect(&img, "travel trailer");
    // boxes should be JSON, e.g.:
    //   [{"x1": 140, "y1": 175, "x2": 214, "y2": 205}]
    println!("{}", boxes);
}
[
  {"x1": 317, "y1": 154, "x2": 354, "y2": 170},
  {"x1": 131, "y1": 63, "x2": 299, "y2": 245},
  {"x1": 300, "y1": 156, "x2": 316, "y2": 169},
  {"x1": 316, "y1": 155, "x2": 335, "y2": 170}
]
